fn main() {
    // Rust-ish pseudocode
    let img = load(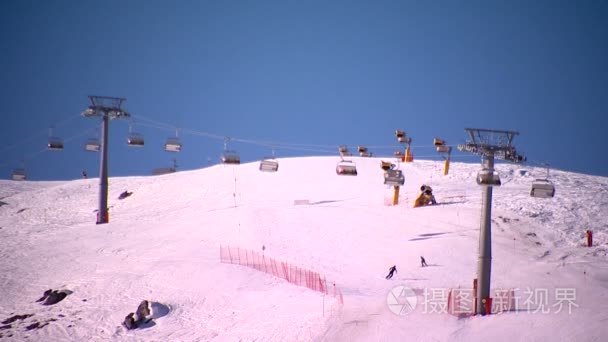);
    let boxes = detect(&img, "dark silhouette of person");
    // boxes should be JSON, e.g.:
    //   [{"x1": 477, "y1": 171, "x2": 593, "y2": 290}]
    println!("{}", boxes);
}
[
  {"x1": 421, "y1": 256, "x2": 428, "y2": 267},
  {"x1": 386, "y1": 265, "x2": 397, "y2": 279},
  {"x1": 118, "y1": 191, "x2": 133, "y2": 200},
  {"x1": 82, "y1": 170, "x2": 87, "y2": 179}
]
